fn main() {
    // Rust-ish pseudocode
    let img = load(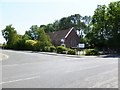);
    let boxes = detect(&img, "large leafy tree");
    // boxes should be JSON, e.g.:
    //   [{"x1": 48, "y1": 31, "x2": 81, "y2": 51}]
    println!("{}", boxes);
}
[
  {"x1": 2, "y1": 25, "x2": 19, "y2": 48},
  {"x1": 37, "y1": 28, "x2": 52, "y2": 51},
  {"x1": 40, "y1": 24, "x2": 55, "y2": 33},
  {"x1": 40, "y1": 14, "x2": 90, "y2": 33},
  {"x1": 59, "y1": 17, "x2": 72, "y2": 30},
  {"x1": 24, "y1": 26, "x2": 52, "y2": 51},
  {"x1": 25, "y1": 25, "x2": 39, "y2": 40},
  {"x1": 107, "y1": 1, "x2": 120, "y2": 51},
  {"x1": 86, "y1": 1, "x2": 120, "y2": 52},
  {"x1": 14, "y1": 34, "x2": 32, "y2": 50},
  {"x1": 87, "y1": 5, "x2": 108, "y2": 48},
  {"x1": 53, "y1": 20, "x2": 60, "y2": 31}
]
